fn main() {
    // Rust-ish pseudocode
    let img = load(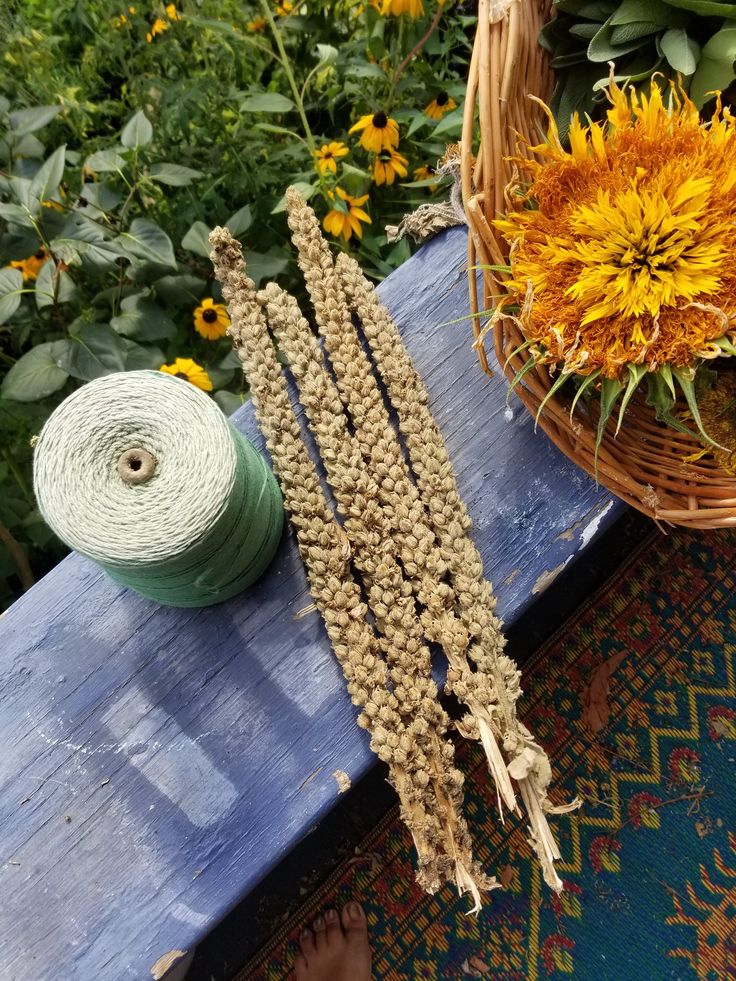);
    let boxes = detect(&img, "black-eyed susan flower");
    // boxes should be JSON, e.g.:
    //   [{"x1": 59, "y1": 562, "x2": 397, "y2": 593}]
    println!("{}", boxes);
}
[
  {"x1": 165, "y1": 3, "x2": 180, "y2": 19},
  {"x1": 194, "y1": 298, "x2": 231, "y2": 340},
  {"x1": 425, "y1": 91, "x2": 457, "y2": 120},
  {"x1": 315, "y1": 141, "x2": 349, "y2": 177},
  {"x1": 323, "y1": 187, "x2": 371, "y2": 242},
  {"x1": 373, "y1": 147, "x2": 408, "y2": 186},
  {"x1": 10, "y1": 249, "x2": 48, "y2": 282},
  {"x1": 146, "y1": 16, "x2": 168, "y2": 41},
  {"x1": 413, "y1": 164, "x2": 439, "y2": 191},
  {"x1": 276, "y1": 0, "x2": 294, "y2": 15},
  {"x1": 247, "y1": 15, "x2": 266, "y2": 30},
  {"x1": 349, "y1": 111, "x2": 399, "y2": 153},
  {"x1": 383, "y1": 0, "x2": 424, "y2": 16},
  {"x1": 160, "y1": 358, "x2": 213, "y2": 391}
]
